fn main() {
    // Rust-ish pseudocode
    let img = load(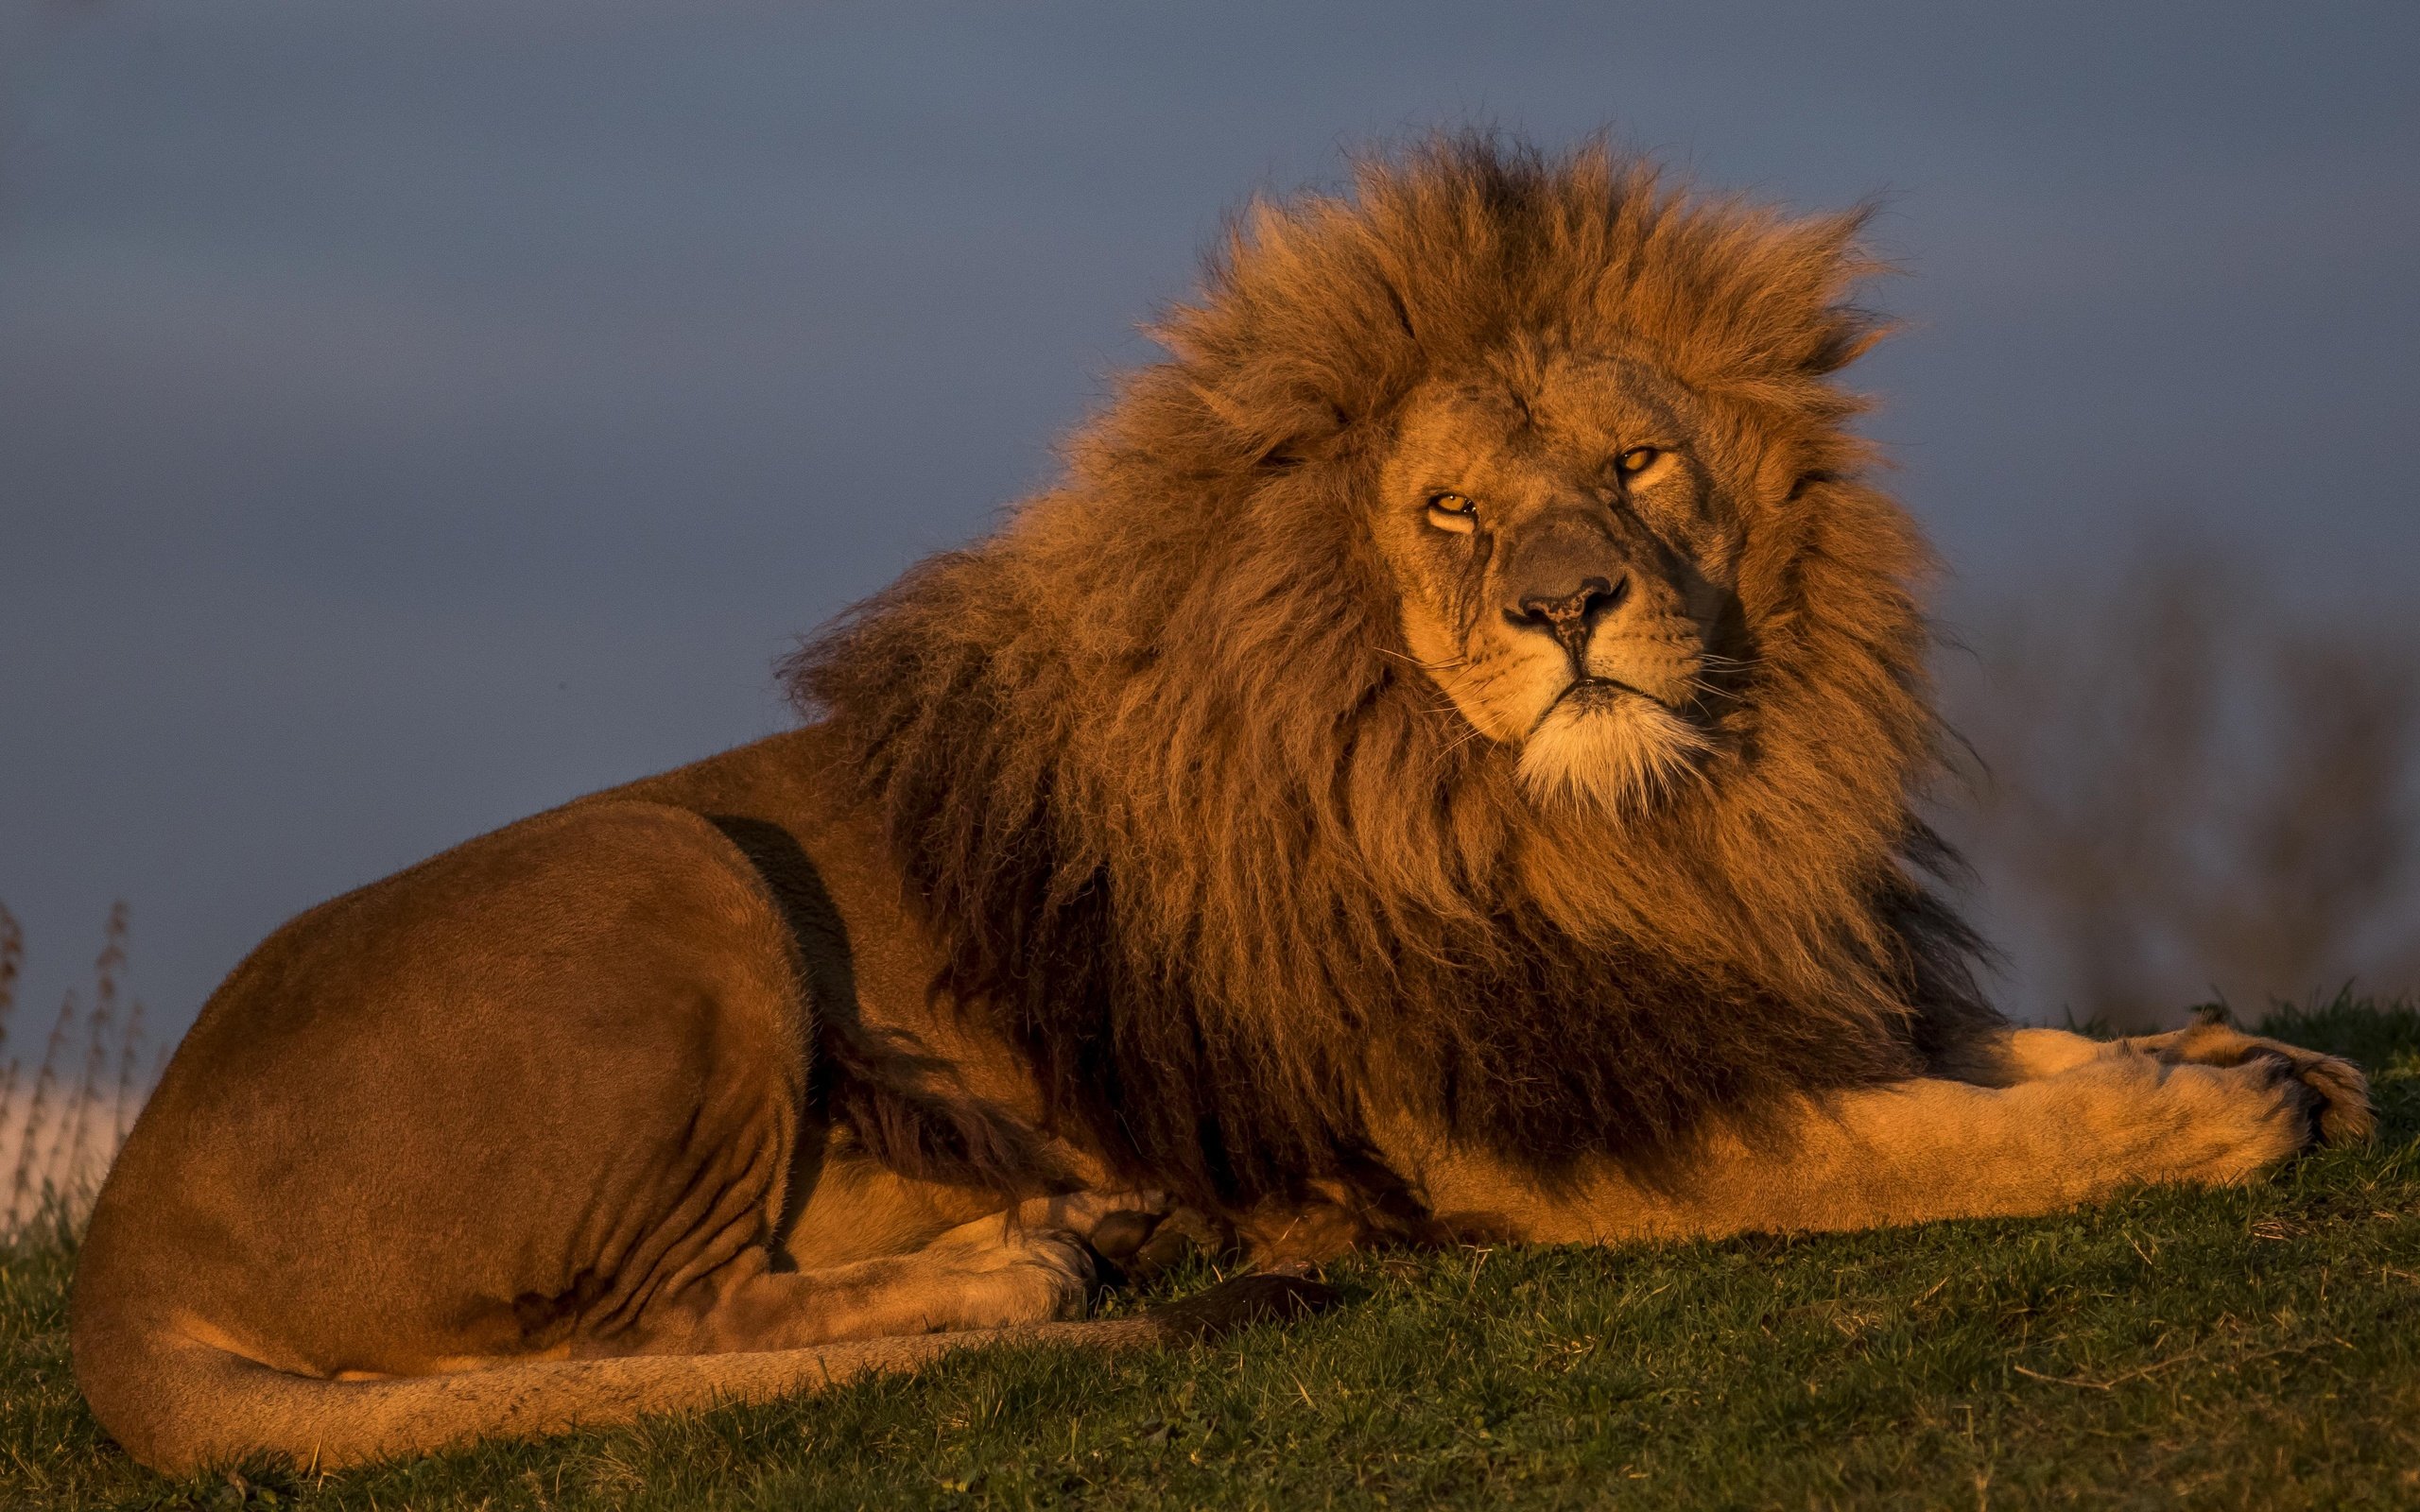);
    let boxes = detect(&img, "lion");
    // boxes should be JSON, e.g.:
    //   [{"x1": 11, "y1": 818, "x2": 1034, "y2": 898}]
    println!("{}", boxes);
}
[{"x1": 71, "y1": 135, "x2": 2371, "y2": 1475}]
